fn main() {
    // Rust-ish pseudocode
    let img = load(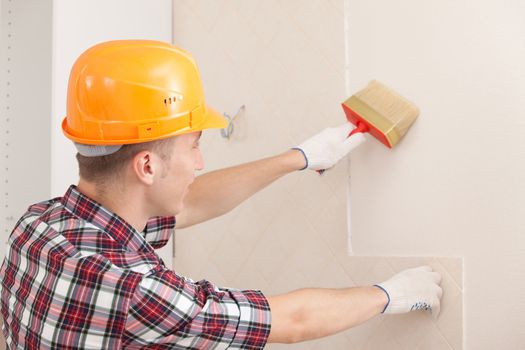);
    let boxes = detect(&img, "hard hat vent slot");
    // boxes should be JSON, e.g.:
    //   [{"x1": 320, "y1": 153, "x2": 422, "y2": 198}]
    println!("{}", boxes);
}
[{"x1": 164, "y1": 96, "x2": 178, "y2": 106}]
